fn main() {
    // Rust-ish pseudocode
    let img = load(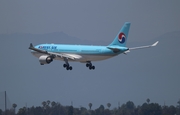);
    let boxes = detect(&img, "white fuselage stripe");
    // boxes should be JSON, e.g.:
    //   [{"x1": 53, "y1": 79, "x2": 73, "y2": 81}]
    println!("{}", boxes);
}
[{"x1": 31, "y1": 52, "x2": 117, "y2": 62}]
